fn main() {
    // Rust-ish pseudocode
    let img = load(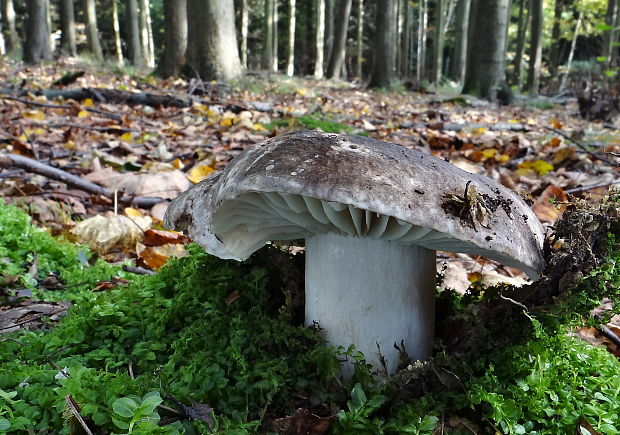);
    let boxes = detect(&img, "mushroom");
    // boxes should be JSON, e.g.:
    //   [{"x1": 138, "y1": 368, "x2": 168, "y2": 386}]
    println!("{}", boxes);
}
[{"x1": 164, "y1": 131, "x2": 544, "y2": 375}]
